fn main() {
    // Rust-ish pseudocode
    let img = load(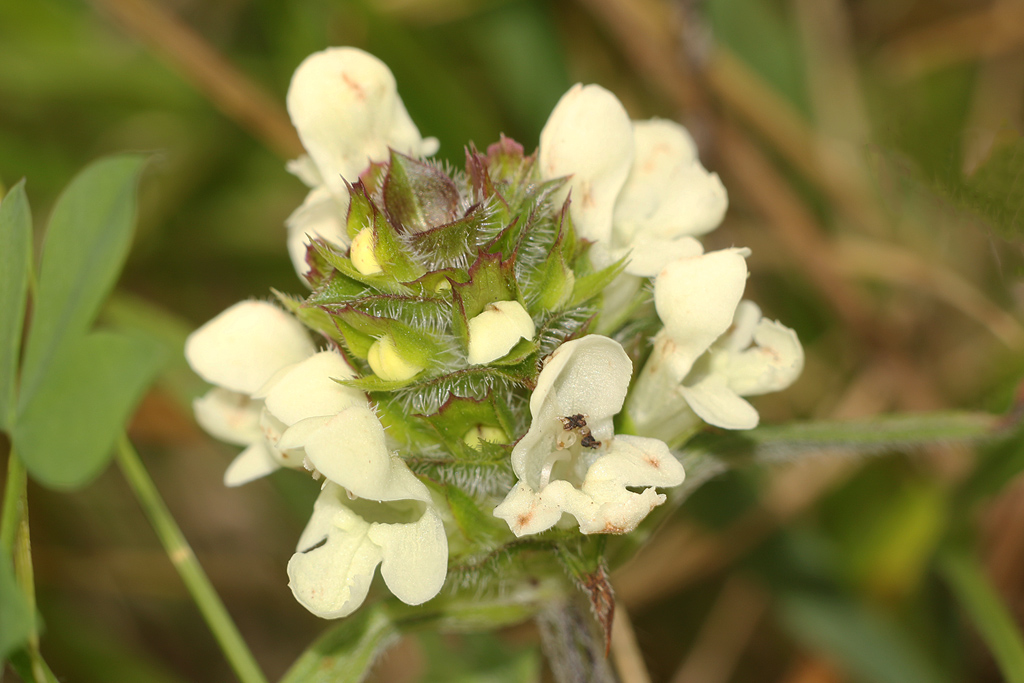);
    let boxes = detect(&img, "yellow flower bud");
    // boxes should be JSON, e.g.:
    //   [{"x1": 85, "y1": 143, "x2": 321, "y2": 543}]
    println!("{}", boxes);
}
[
  {"x1": 350, "y1": 227, "x2": 382, "y2": 275},
  {"x1": 367, "y1": 334, "x2": 423, "y2": 381},
  {"x1": 463, "y1": 424, "x2": 508, "y2": 449}
]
